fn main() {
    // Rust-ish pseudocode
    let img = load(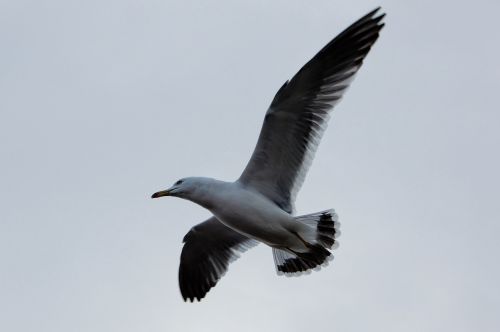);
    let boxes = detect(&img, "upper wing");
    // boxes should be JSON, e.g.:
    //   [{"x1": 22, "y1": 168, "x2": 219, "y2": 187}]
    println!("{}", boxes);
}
[
  {"x1": 178, "y1": 216, "x2": 258, "y2": 302},
  {"x1": 238, "y1": 8, "x2": 385, "y2": 213}
]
